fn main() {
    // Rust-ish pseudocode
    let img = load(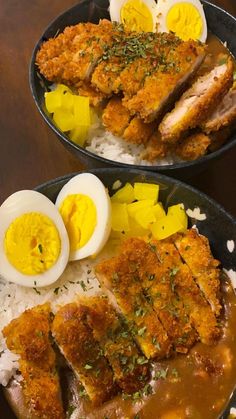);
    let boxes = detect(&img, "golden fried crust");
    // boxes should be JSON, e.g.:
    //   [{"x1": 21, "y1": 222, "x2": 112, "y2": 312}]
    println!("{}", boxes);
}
[
  {"x1": 3, "y1": 304, "x2": 64, "y2": 419},
  {"x1": 80, "y1": 296, "x2": 150, "y2": 393},
  {"x1": 75, "y1": 81, "x2": 107, "y2": 107},
  {"x1": 141, "y1": 131, "x2": 168, "y2": 161},
  {"x1": 96, "y1": 254, "x2": 171, "y2": 360},
  {"x1": 125, "y1": 41, "x2": 206, "y2": 122},
  {"x1": 123, "y1": 117, "x2": 155, "y2": 145},
  {"x1": 102, "y1": 97, "x2": 131, "y2": 136},
  {"x1": 120, "y1": 238, "x2": 197, "y2": 353},
  {"x1": 173, "y1": 264, "x2": 221, "y2": 345},
  {"x1": 159, "y1": 59, "x2": 234, "y2": 143},
  {"x1": 174, "y1": 229, "x2": 221, "y2": 315},
  {"x1": 92, "y1": 57, "x2": 125, "y2": 95},
  {"x1": 113, "y1": 32, "x2": 181, "y2": 98},
  {"x1": 175, "y1": 132, "x2": 211, "y2": 160},
  {"x1": 201, "y1": 89, "x2": 236, "y2": 133},
  {"x1": 36, "y1": 20, "x2": 115, "y2": 84},
  {"x1": 153, "y1": 240, "x2": 220, "y2": 345},
  {"x1": 52, "y1": 303, "x2": 116, "y2": 406}
]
